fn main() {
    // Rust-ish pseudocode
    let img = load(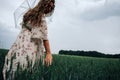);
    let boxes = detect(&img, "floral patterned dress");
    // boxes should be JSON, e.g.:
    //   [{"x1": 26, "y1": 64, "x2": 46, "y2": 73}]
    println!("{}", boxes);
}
[{"x1": 3, "y1": 14, "x2": 48, "y2": 80}]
